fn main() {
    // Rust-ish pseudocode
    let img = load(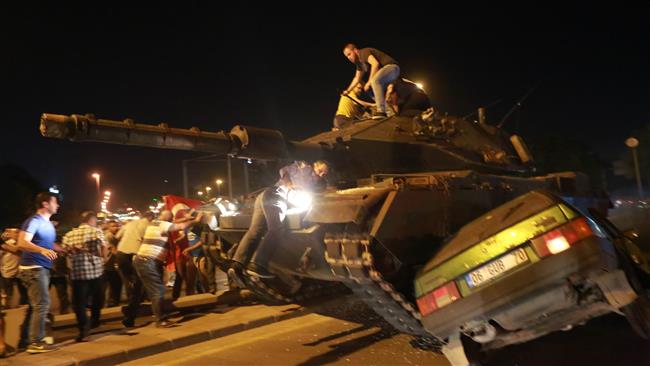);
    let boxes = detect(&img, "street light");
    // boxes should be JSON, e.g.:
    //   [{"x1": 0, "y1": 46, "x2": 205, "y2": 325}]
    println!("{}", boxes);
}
[
  {"x1": 91, "y1": 173, "x2": 101, "y2": 211},
  {"x1": 626, "y1": 137, "x2": 644, "y2": 200},
  {"x1": 215, "y1": 179, "x2": 223, "y2": 197},
  {"x1": 197, "y1": 191, "x2": 204, "y2": 197}
]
